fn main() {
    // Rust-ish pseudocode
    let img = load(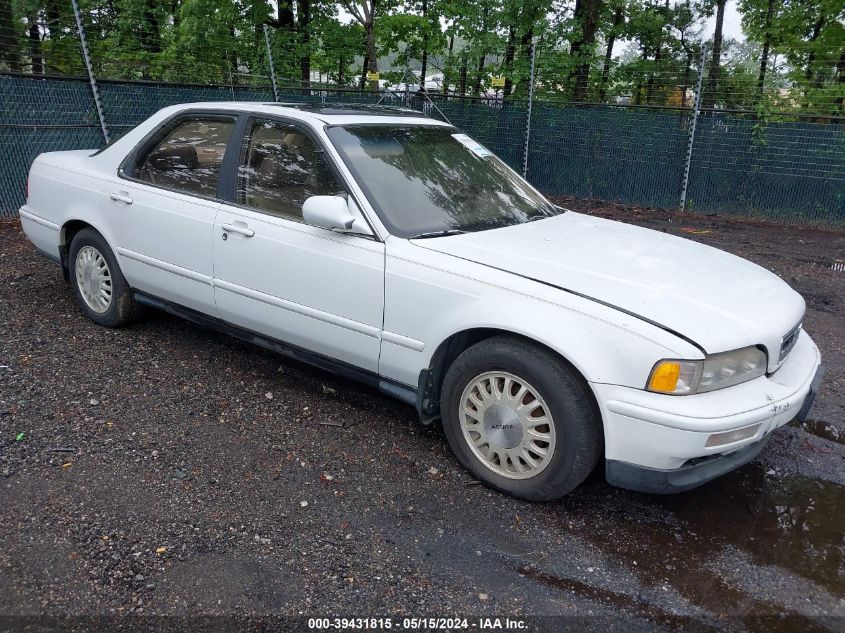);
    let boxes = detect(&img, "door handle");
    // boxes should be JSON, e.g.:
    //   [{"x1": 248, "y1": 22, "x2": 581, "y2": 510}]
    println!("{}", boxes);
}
[
  {"x1": 109, "y1": 192, "x2": 133, "y2": 204},
  {"x1": 221, "y1": 223, "x2": 255, "y2": 238}
]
